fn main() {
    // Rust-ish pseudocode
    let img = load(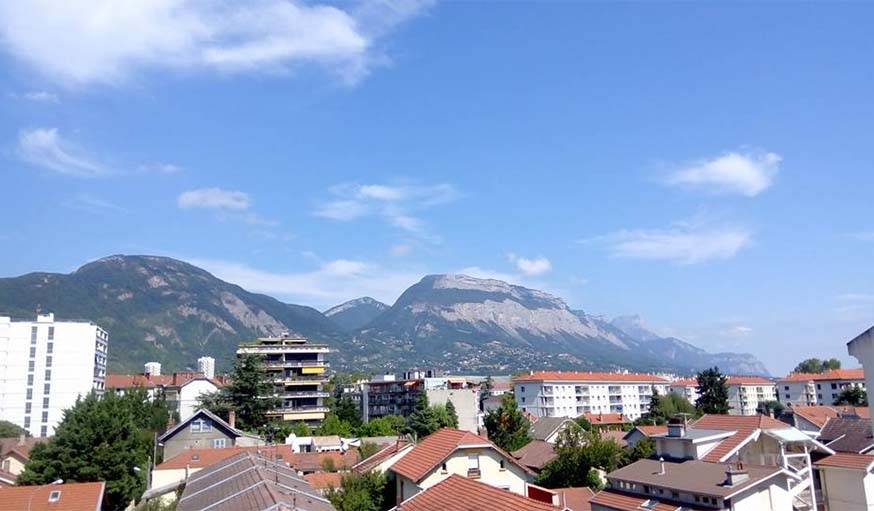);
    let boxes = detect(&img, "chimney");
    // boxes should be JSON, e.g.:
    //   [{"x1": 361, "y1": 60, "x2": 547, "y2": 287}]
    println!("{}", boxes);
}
[
  {"x1": 657, "y1": 457, "x2": 666, "y2": 475},
  {"x1": 228, "y1": 410, "x2": 236, "y2": 430},
  {"x1": 667, "y1": 422, "x2": 686, "y2": 438},
  {"x1": 18, "y1": 433, "x2": 26, "y2": 445},
  {"x1": 725, "y1": 462, "x2": 749, "y2": 486}
]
